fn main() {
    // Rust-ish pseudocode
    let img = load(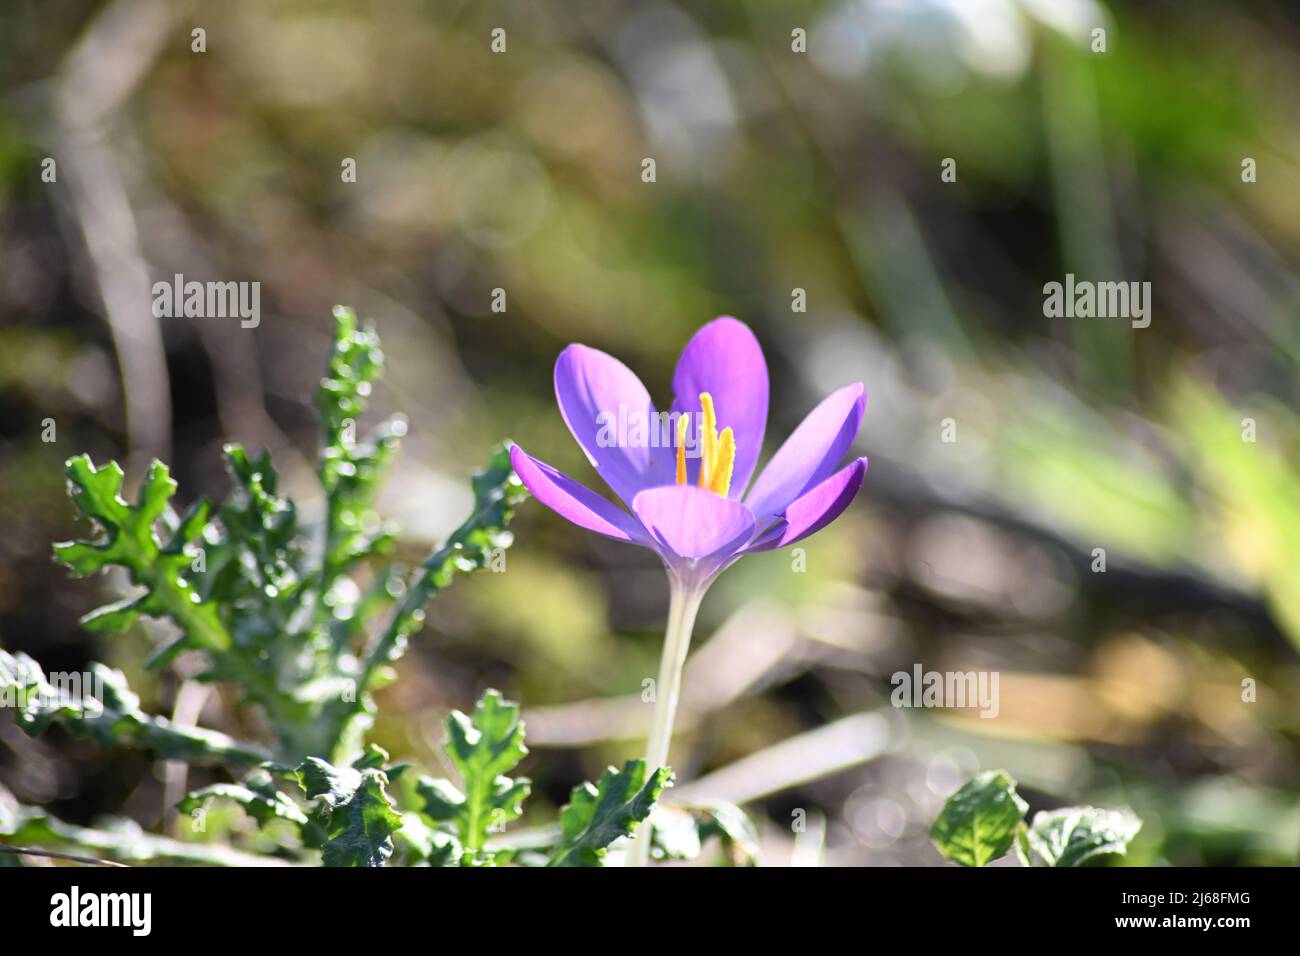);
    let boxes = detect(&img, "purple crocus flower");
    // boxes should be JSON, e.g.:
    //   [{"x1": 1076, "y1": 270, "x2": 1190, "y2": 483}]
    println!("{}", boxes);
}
[
  {"x1": 510, "y1": 317, "x2": 866, "y2": 583},
  {"x1": 509, "y1": 316, "x2": 866, "y2": 865}
]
